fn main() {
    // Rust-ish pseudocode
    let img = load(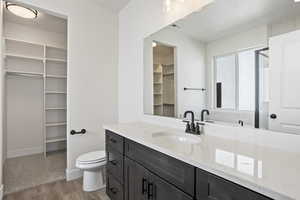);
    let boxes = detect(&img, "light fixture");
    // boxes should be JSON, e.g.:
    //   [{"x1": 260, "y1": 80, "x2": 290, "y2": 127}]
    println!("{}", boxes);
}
[
  {"x1": 6, "y1": 2, "x2": 38, "y2": 19},
  {"x1": 152, "y1": 42, "x2": 157, "y2": 47},
  {"x1": 164, "y1": 0, "x2": 185, "y2": 12}
]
